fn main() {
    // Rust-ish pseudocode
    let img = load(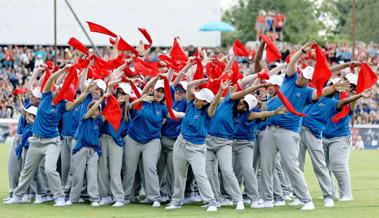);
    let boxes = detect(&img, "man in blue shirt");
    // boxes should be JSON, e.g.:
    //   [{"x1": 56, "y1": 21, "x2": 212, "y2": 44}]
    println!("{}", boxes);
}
[
  {"x1": 299, "y1": 78, "x2": 367, "y2": 208},
  {"x1": 258, "y1": 41, "x2": 349, "y2": 210},
  {"x1": 5, "y1": 65, "x2": 91, "y2": 207}
]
